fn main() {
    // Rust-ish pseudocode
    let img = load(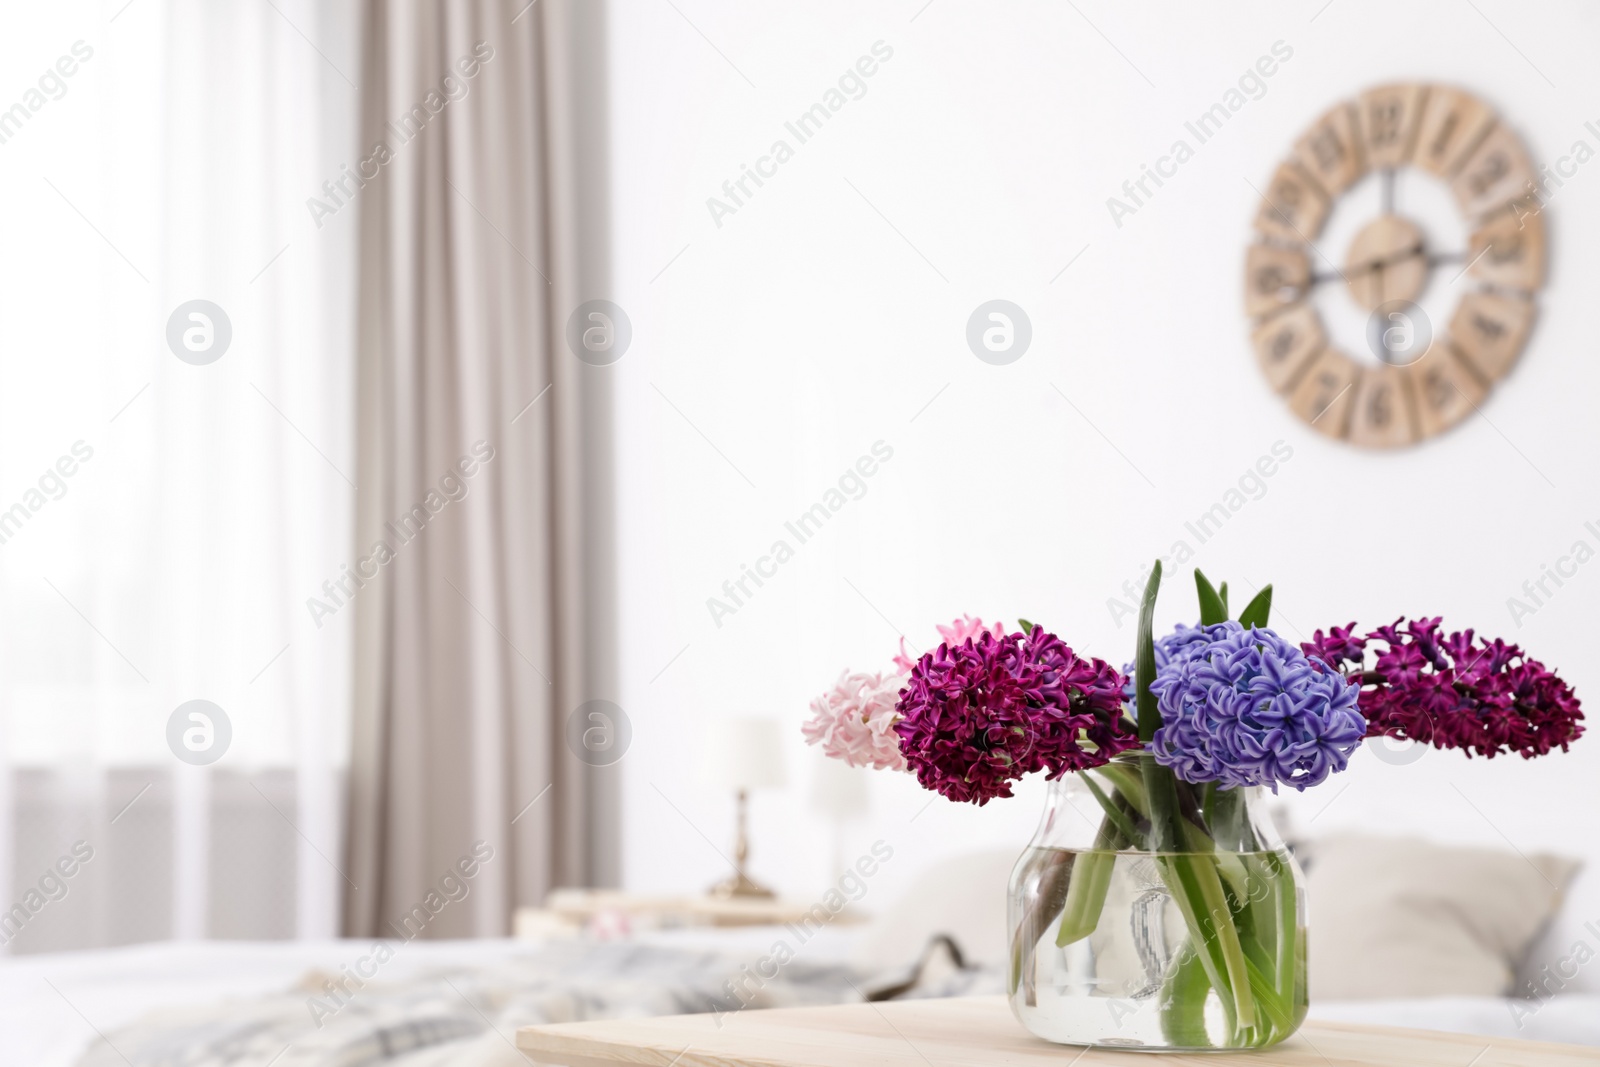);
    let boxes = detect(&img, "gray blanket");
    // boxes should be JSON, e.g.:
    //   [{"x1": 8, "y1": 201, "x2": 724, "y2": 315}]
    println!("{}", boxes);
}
[{"x1": 73, "y1": 941, "x2": 871, "y2": 1067}]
